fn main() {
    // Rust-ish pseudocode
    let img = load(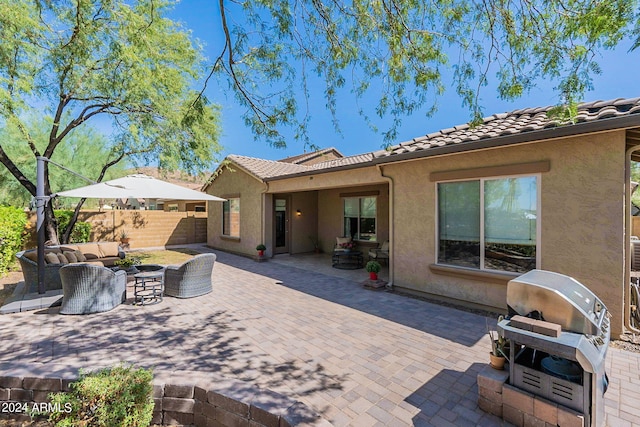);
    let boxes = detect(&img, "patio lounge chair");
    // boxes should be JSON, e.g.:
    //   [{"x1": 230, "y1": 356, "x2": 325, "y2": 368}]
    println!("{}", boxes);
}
[
  {"x1": 368, "y1": 240, "x2": 389, "y2": 265},
  {"x1": 59, "y1": 264, "x2": 127, "y2": 315},
  {"x1": 164, "y1": 253, "x2": 216, "y2": 298}
]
